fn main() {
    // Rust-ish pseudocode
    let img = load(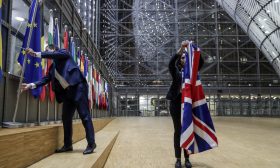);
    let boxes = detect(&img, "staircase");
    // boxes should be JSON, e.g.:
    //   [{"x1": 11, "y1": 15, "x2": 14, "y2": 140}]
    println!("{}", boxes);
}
[{"x1": 0, "y1": 118, "x2": 119, "y2": 168}]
